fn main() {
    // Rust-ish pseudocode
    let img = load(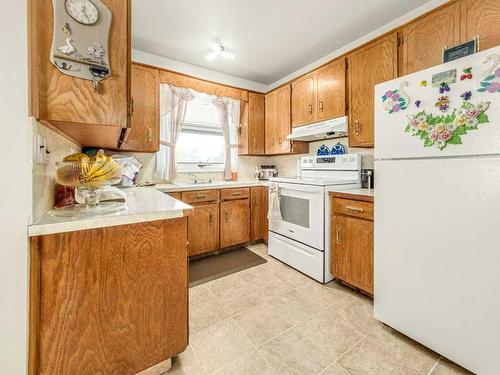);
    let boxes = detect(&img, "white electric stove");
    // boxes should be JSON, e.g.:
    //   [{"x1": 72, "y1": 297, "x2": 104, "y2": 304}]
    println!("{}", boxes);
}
[{"x1": 268, "y1": 154, "x2": 361, "y2": 283}]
